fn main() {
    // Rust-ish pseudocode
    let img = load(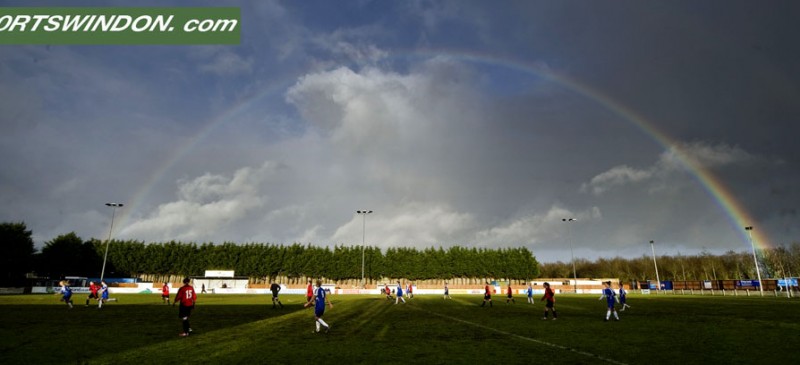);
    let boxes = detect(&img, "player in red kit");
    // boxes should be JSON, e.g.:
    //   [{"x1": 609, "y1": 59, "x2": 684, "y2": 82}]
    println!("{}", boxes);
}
[
  {"x1": 161, "y1": 282, "x2": 170, "y2": 305},
  {"x1": 481, "y1": 282, "x2": 493, "y2": 307},
  {"x1": 85, "y1": 281, "x2": 99, "y2": 307},
  {"x1": 173, "y1": 278, "x2": 197, "y2": 337},
  {"x1": 506, "y1": 283, "x2": 515, "y2": 304},
  {"x1": 541, "y1": 282, "x2": 558, "y2": 320},
  {"x1": 384, "y1": 283, "x2": 393, "y2": 301},
  {"x1": 306, "y1": 280, "x2": 314, "y2": 305}
]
